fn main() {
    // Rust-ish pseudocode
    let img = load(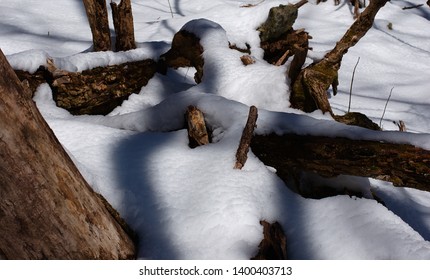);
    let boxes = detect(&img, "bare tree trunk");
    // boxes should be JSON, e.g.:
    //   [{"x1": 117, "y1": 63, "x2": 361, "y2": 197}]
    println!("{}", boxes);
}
[
  {"x1": 0, "y1": 49, "x2": 135, "y2": 259},
  {"x1": 83, "y1": 0, "x2": 112, "y2": 51},
  {"x1": 290, "y1": 0, "x2": 389, "y2": 115},
  {"x1": 111, "y1": 0, "x2": 136, "y2": 51}
]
